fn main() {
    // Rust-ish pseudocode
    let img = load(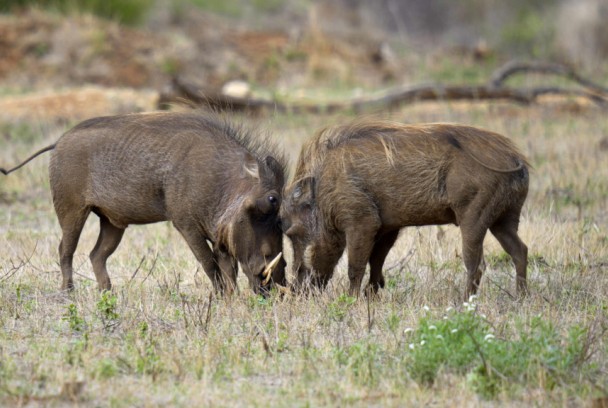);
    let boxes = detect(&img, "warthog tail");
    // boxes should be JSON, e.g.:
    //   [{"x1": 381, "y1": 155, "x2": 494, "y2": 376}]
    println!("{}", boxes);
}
[{"x1": 0, "y1": 144, "x2": 56, "y2": 175}]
